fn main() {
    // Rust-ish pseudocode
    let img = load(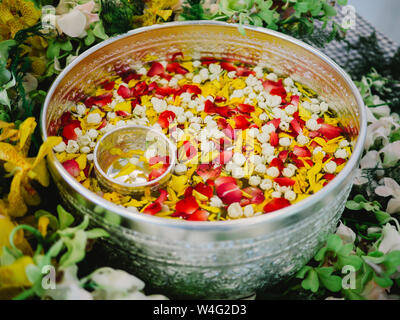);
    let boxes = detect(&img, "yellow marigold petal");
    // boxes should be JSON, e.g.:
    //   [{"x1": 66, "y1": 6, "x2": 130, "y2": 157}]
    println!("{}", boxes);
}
[
  {"x1": 192, "y1": 190, "x2": 208, "y2": 202},
  {"x1": 38, "y1": 216, "x2": 49, "y2": 237},
  {"x1": 170, "y1": 175, "x2": 188, "y2": 195},
  {"x1": 75, "y1": 154, "x2": 87, "y2": 171}
]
